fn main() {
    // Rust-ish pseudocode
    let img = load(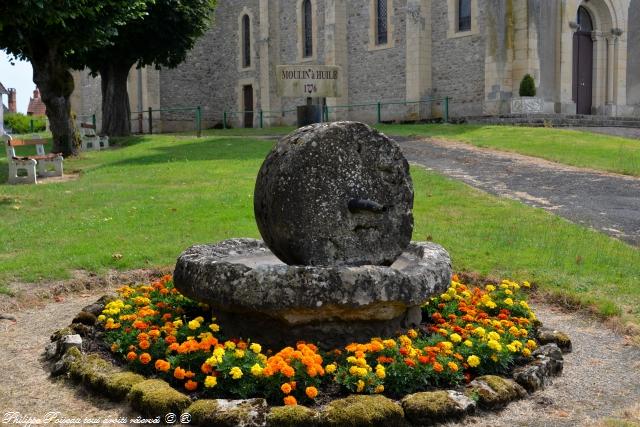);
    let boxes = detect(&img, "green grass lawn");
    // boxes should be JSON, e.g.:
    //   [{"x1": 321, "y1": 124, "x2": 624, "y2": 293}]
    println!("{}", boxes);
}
[
  {"x1": 1, "y1": 131, "x2": 639, "y2": 327},
  {"x1": 377, "y1": 124, "x2": 640, "y2": 177}
]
